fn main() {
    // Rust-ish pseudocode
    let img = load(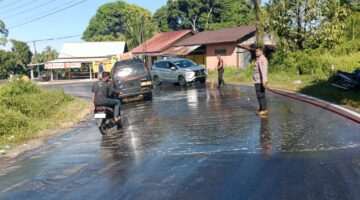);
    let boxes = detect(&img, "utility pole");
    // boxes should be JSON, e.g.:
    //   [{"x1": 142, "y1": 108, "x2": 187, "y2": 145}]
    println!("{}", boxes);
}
[
  {"x1": 31, "y1": 41, "x2": 38, "y2": 81},
  {"x1": 141, "y1": 15, "x2": 147, "y2": 67}
]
